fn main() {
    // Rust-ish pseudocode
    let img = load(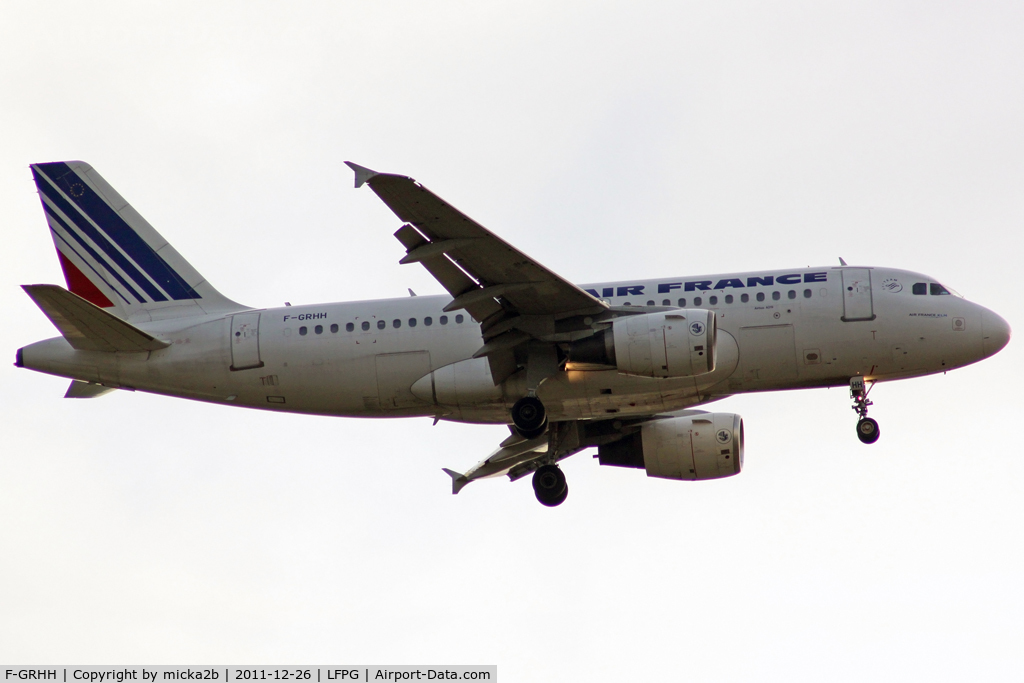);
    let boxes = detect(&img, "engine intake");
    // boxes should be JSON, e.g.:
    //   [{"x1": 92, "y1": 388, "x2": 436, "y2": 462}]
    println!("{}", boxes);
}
[
  {"x1": 597, "y1": 412, "x2": 743, "y2": 481},
  {"x1": 569, "y1": 309, "x2": 717, "y2": 378}
]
